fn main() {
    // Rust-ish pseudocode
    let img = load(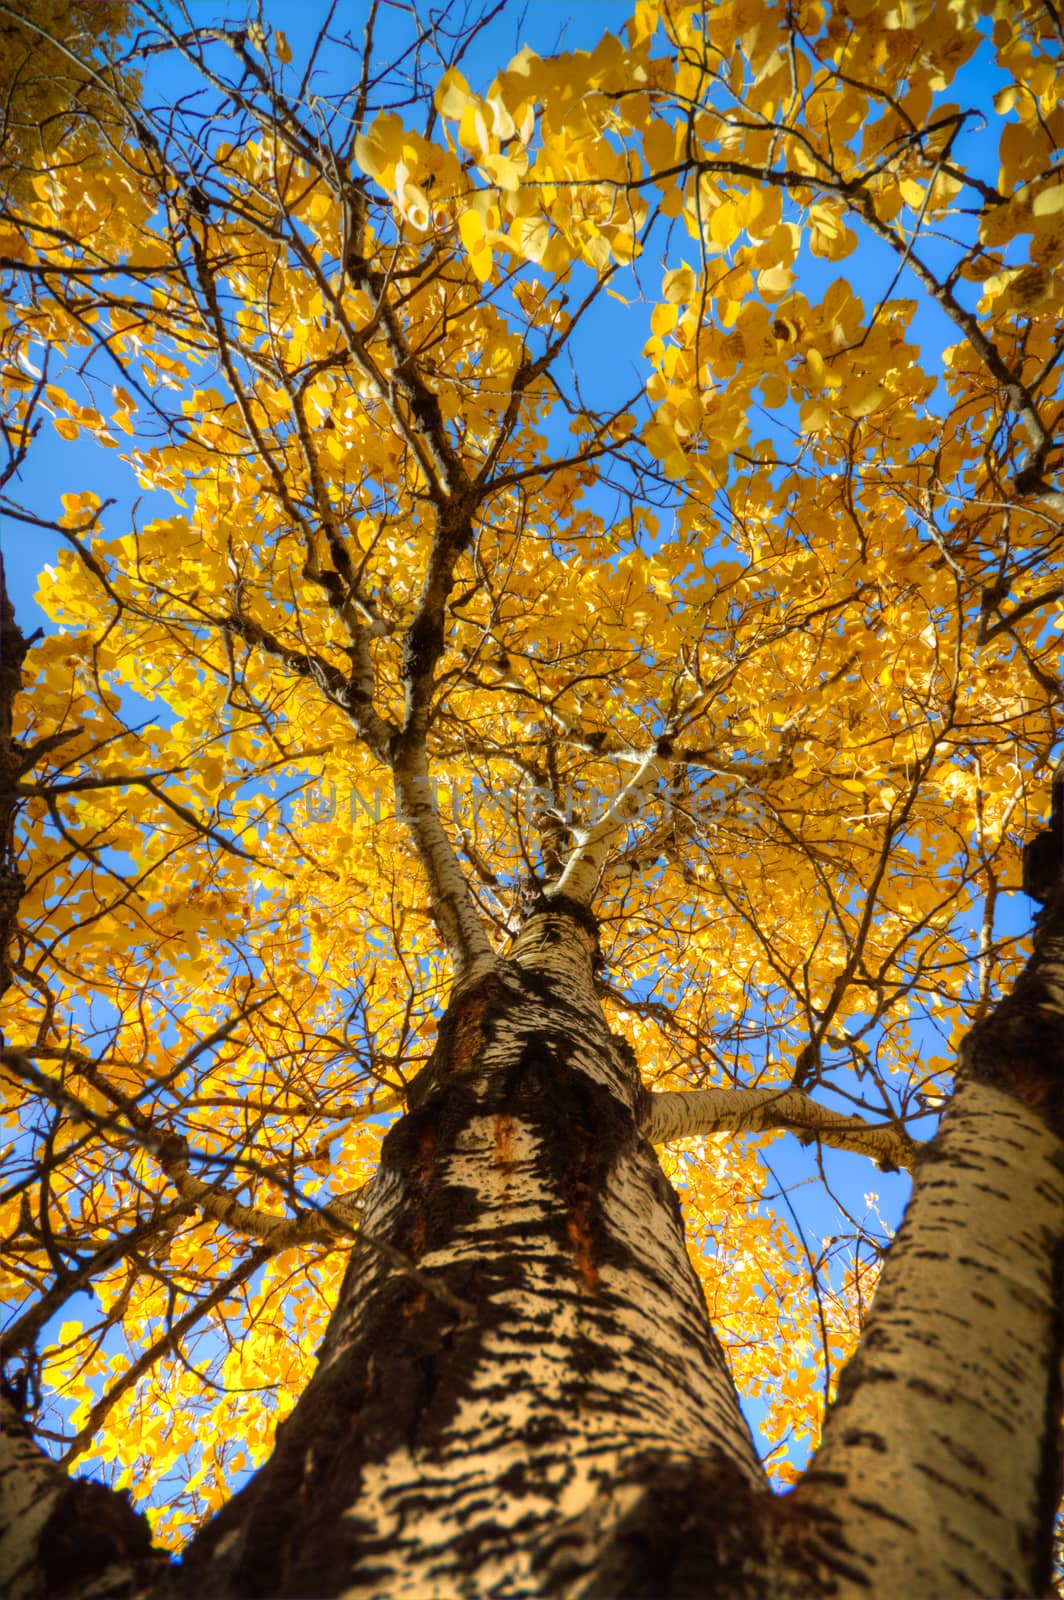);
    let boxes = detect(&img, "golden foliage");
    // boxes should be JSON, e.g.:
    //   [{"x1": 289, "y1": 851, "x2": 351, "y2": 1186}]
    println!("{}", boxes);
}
[
  {"x1": 0, "y1": 0, "x2": 1060, "y2": 1538},
  {"x1": 0, "y1": 0, "x2": 132, "y2": 199}
]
